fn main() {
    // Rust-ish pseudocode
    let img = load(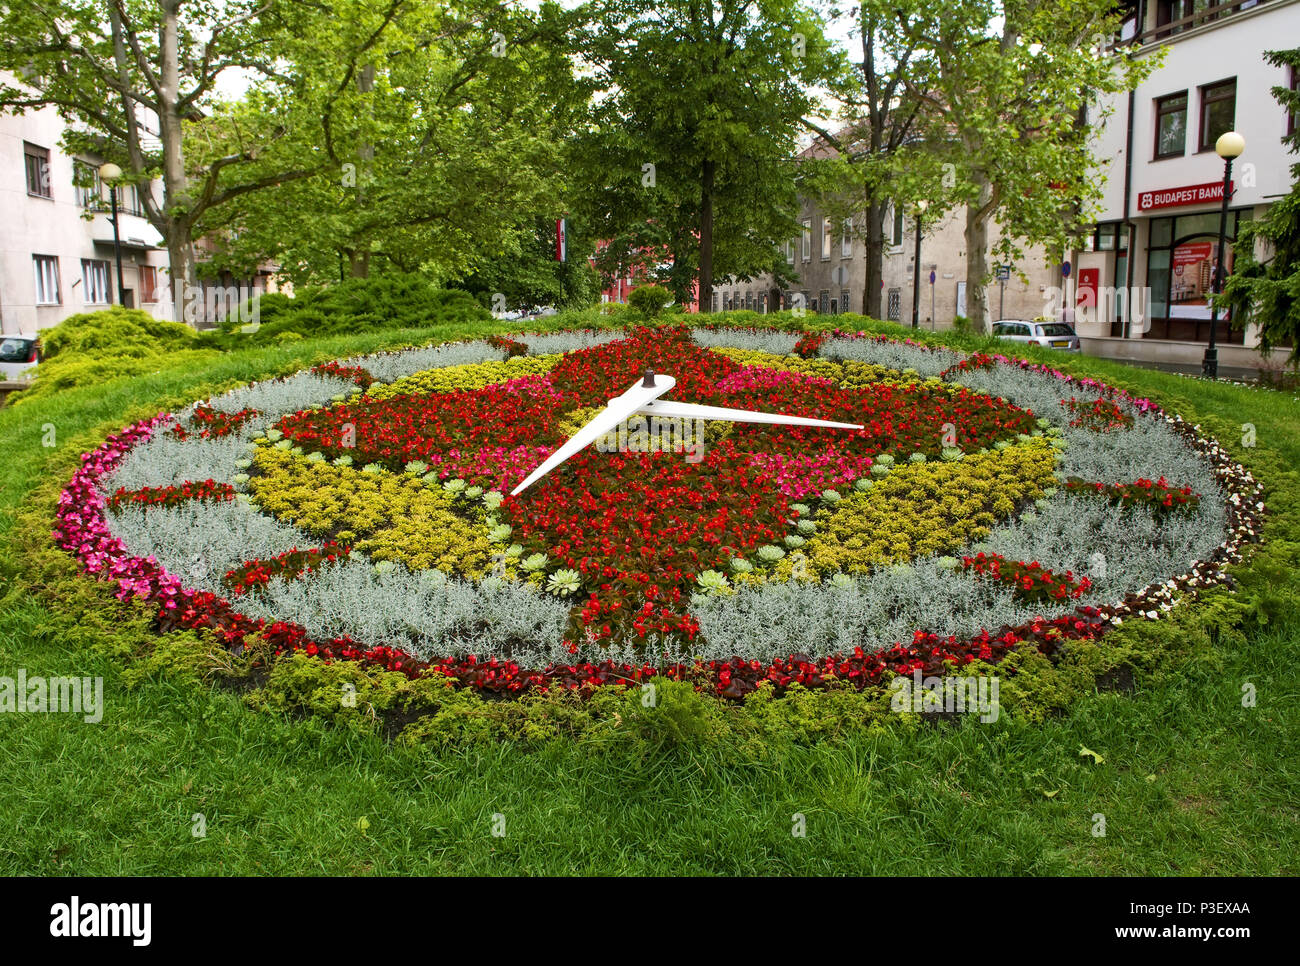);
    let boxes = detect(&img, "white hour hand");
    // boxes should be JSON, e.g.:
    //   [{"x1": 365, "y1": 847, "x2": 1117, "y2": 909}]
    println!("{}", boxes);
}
[{"x1": 509, "y1": 370, "x2": 677, "y2": 496}]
